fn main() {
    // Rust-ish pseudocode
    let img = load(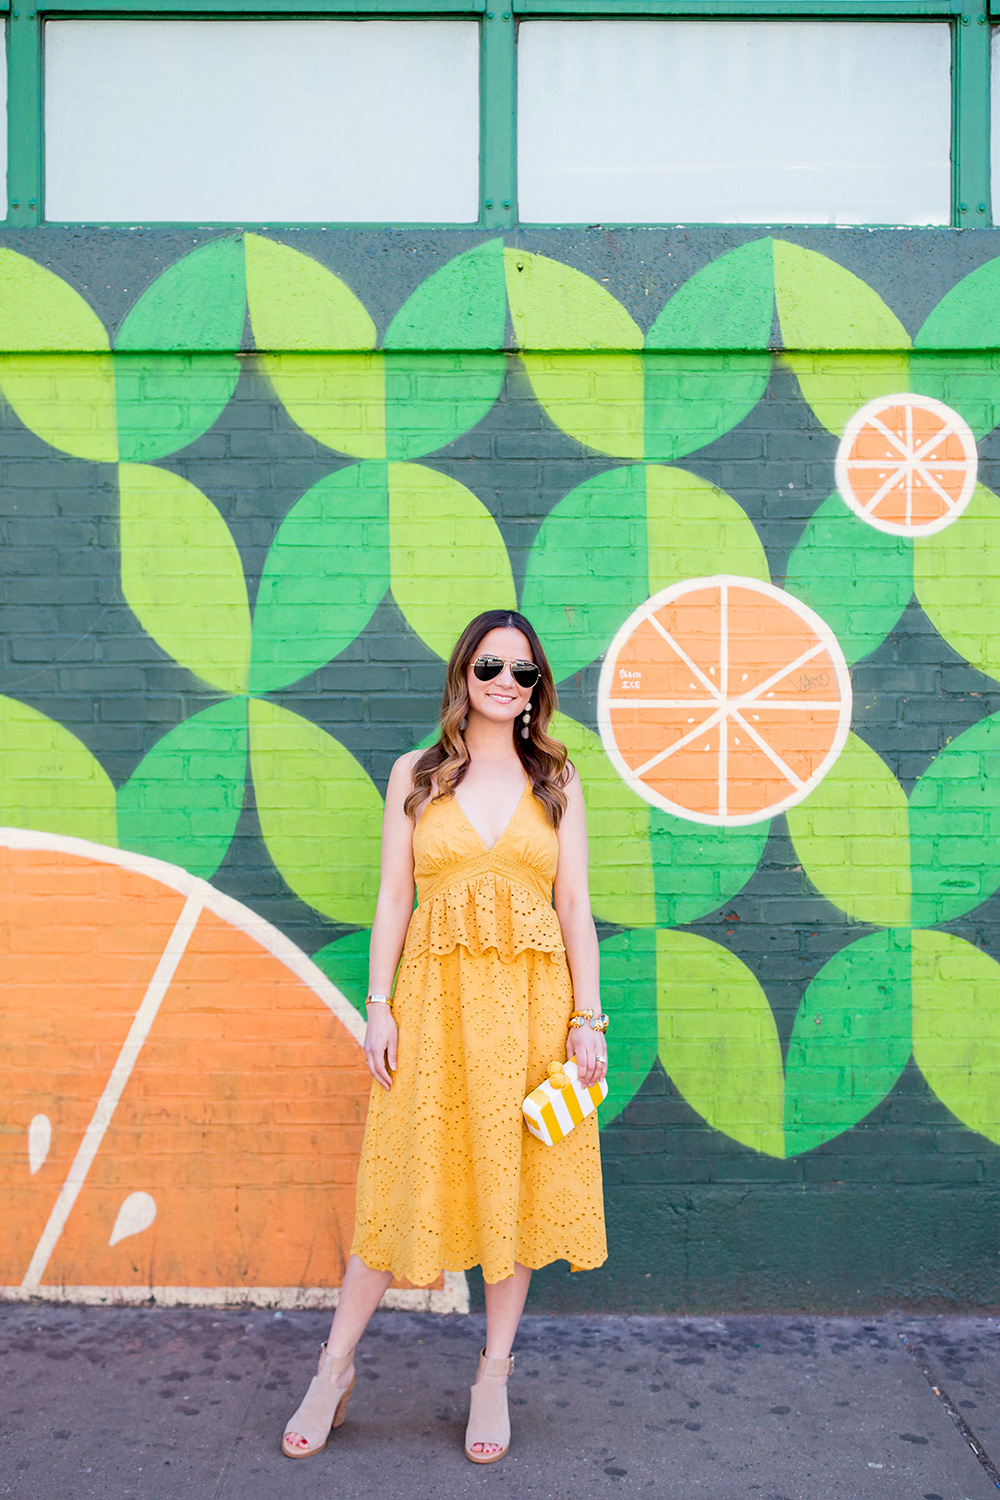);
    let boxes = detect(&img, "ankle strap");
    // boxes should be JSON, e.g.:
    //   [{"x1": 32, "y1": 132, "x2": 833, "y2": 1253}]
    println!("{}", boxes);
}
[
  {"x1": 479, "y1": 1347, "x2": 514, "y2": 1377},
  {"x1": 319, "y1": 1341, "x2": 356, "y2": 1375}
]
